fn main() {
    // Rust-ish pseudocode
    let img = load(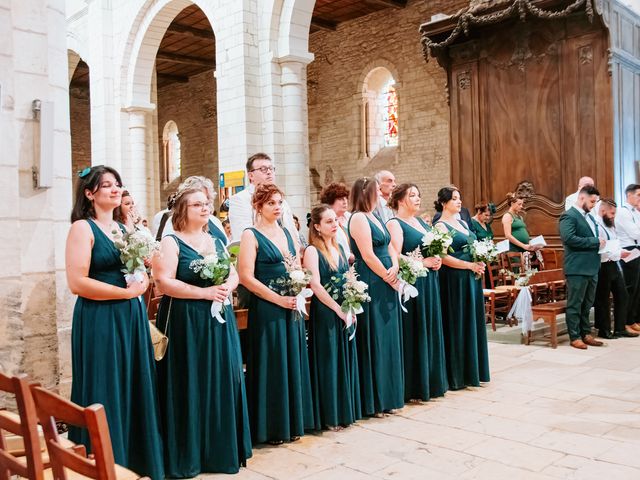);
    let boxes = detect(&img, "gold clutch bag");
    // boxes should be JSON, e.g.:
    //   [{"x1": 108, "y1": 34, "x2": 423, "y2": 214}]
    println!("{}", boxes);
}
[{"x1": 149, "y1": 298, "x2": 171, "y2": 361}]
